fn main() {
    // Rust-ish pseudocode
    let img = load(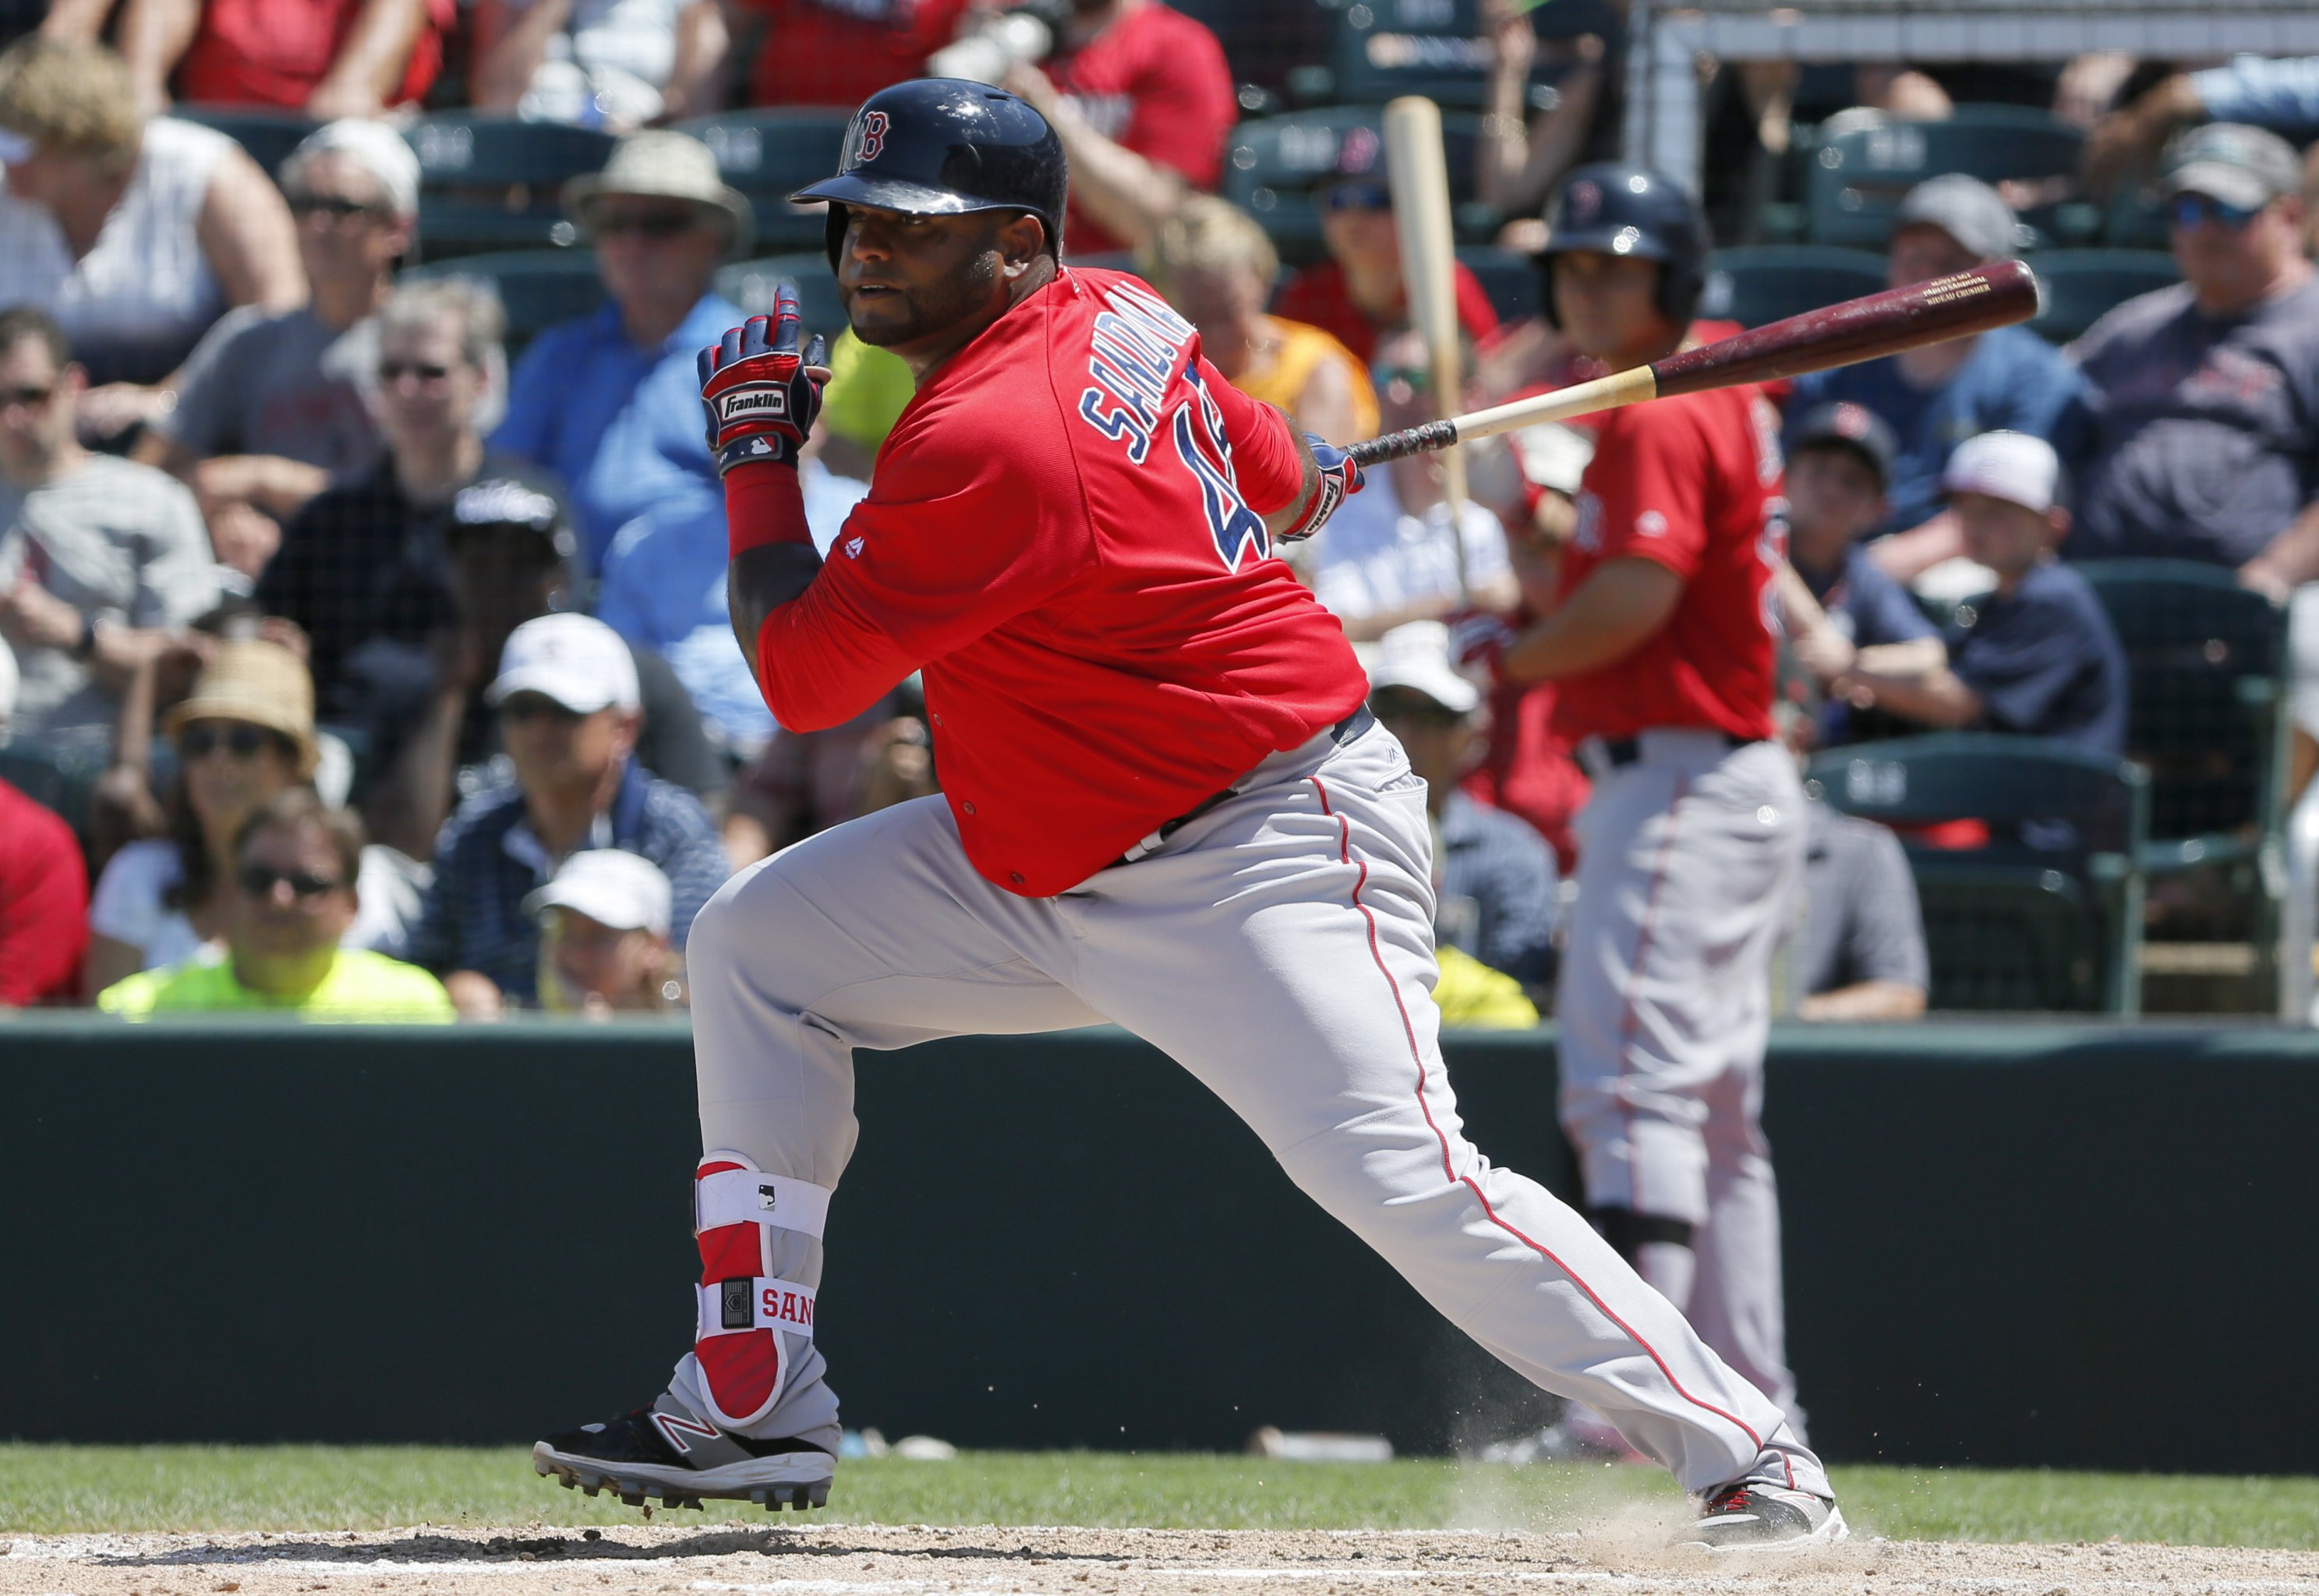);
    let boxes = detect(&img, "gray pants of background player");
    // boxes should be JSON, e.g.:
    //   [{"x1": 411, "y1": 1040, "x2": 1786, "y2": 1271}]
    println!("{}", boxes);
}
[
  {"x1": 675, "y1": 719, "x2": 1829, "y2": 1500},
  {"x1": 1559, "y1": 731, "x2": 1810, "y2": 1439}
]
